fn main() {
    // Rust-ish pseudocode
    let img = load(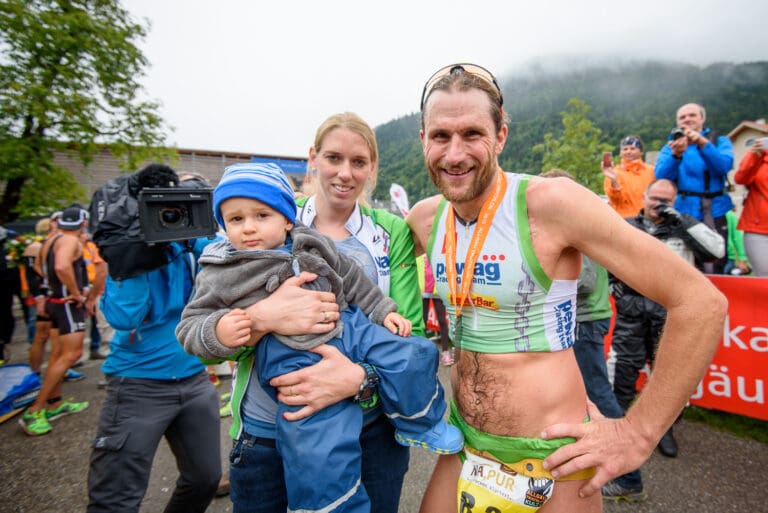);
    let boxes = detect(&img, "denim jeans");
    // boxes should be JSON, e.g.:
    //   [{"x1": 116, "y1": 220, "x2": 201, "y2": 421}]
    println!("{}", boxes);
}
[
  {"x1": 229, "y1": 413, "x2": 409, "y2": 513},
  {"x1": 574, "y1": 319, "x2": 643, "y2": 490},
  {"x1": 574, "y1": 320, "x2": 623, "y2": 419}
]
